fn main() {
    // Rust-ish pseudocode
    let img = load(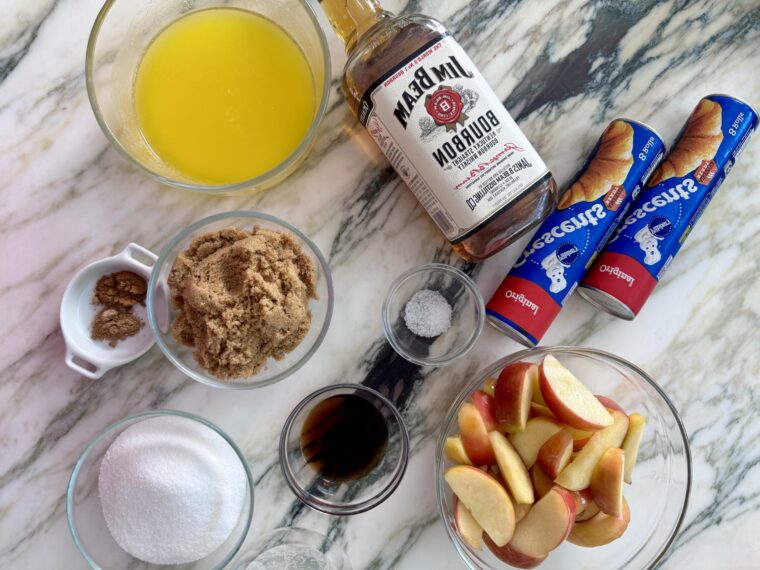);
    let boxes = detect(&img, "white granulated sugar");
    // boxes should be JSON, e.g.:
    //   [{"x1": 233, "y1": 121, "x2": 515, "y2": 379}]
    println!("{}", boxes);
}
[
  {"x1": 403, "y1": 289, "x2": 452, "y2": 338},
  {"x1": 98, "y1": 415, "x2": 247, "y2": 565}
]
